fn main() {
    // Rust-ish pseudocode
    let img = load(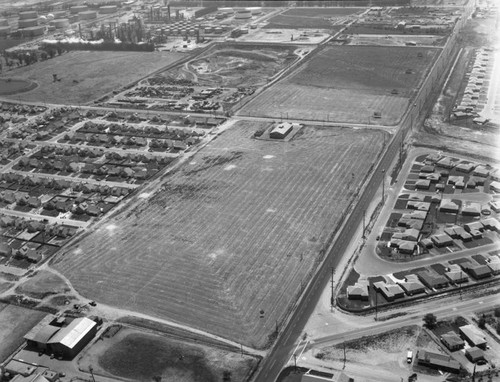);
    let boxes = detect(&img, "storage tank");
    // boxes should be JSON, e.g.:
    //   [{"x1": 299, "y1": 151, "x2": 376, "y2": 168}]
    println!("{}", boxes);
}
[
  {"x1": 70, "y1": 5, "x2": 88, "y2": 14},
  {"x1": 50, "y1": 18, "x2": 69, "y2": 28},
  {"x1": 188, "y1": 28, "x2": 195, "y2": 36},
  {"x1": 235, "y1": 9, "x2": 252, "y2": 19},
  {"x1": 52, "y1": 10, "x2": 66, "y2": 18},
  {"x1": 47, "y1": 13, "x2": 54, "y2": 21},
  {"x1": 19, "y1": 11, "x2": 38, "y2": 20},
  {"x1": 38, "y1": 15, "x2": 47, "y2": 24},
  {"x1": 0, "y1": 25, "x2": 11, "y2": 36},
  {"x1": 214, "y1": 26, "x2": 222, "y2": 34},
  {"x1": 248, "y1": 7, "x2": 262, "y2": 15},
  {"x1": 219, "y1": 7, "x2": 233, "y2": 14},
  {"x1": 22, "y1": 25, "x2": 44, "y2": 36},
  {"x1": 79, "y1": 10, "x2": 97, "y2": 20},
  {"x1": 204, "y1": 26, "x2": 213, "y2": 33},
  {"x1": 0, "y1": 18, "x2": 9, "y2": 26},
  {"x1": 172, "y1": 28, "x2": 178, "y2": 35},
  {"x1": 99, "y1": 5, "x2": 118, "y2": 14},
  {"x1": 18, "y1": 18, "x2": 38, "y2": 28},
  {"x1": 48, "y1": 25, "x2": 56, "y2": 31},
  {"x1": 180, "y1": 28, "x2": 187, "y2": 35}
]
